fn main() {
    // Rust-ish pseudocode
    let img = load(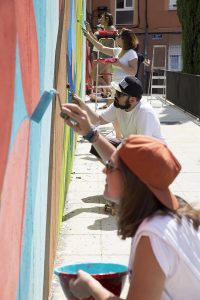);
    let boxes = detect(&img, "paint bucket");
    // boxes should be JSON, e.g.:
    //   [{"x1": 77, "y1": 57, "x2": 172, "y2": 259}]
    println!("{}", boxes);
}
[{"x1": 54, "y1": 262, "x2": 128, "y2": 300}]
